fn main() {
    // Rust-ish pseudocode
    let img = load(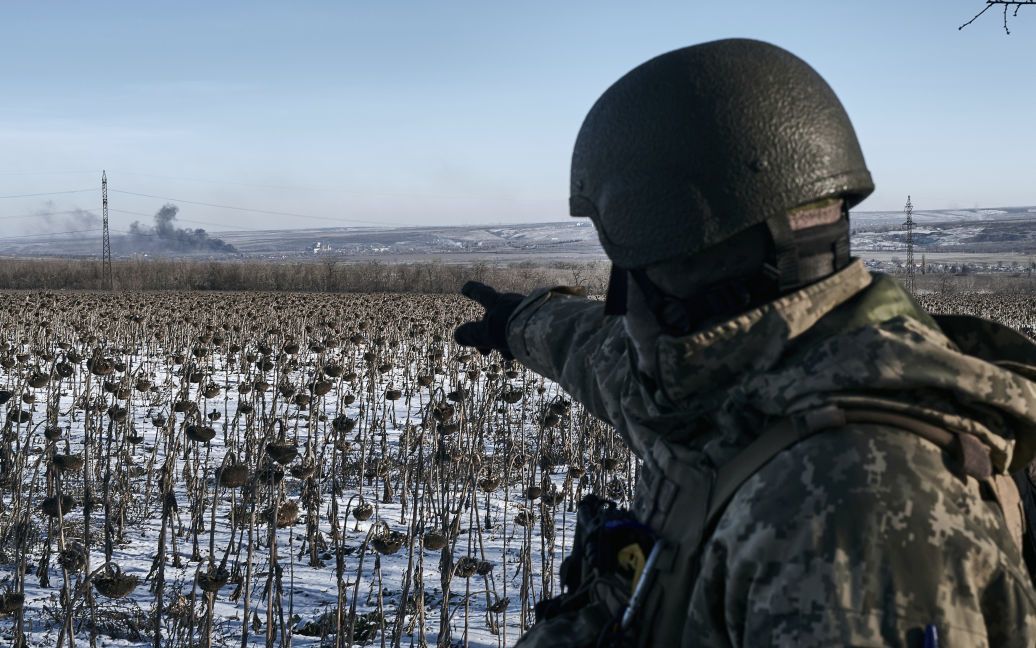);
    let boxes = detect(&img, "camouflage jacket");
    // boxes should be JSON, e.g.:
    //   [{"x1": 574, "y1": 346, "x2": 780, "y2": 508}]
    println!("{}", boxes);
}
[{"x1": 507, "y1": 259, "x2": 1036, "y2": 647}]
